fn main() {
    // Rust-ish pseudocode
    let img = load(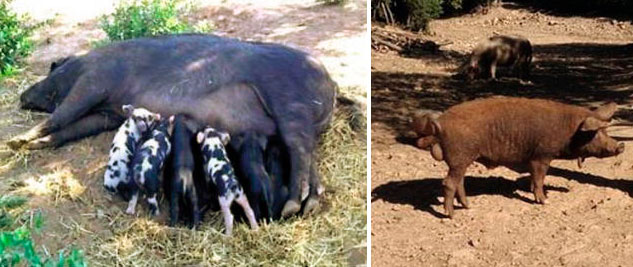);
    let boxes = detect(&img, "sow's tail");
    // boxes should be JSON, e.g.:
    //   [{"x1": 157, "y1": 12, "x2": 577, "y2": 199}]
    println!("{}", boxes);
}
[
  {"x1": 334, "y1": 95, "x2": 366, "y2": 134},
  {"x1": 410, "y1": 110, "x2": 443, "y2": 161}
]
